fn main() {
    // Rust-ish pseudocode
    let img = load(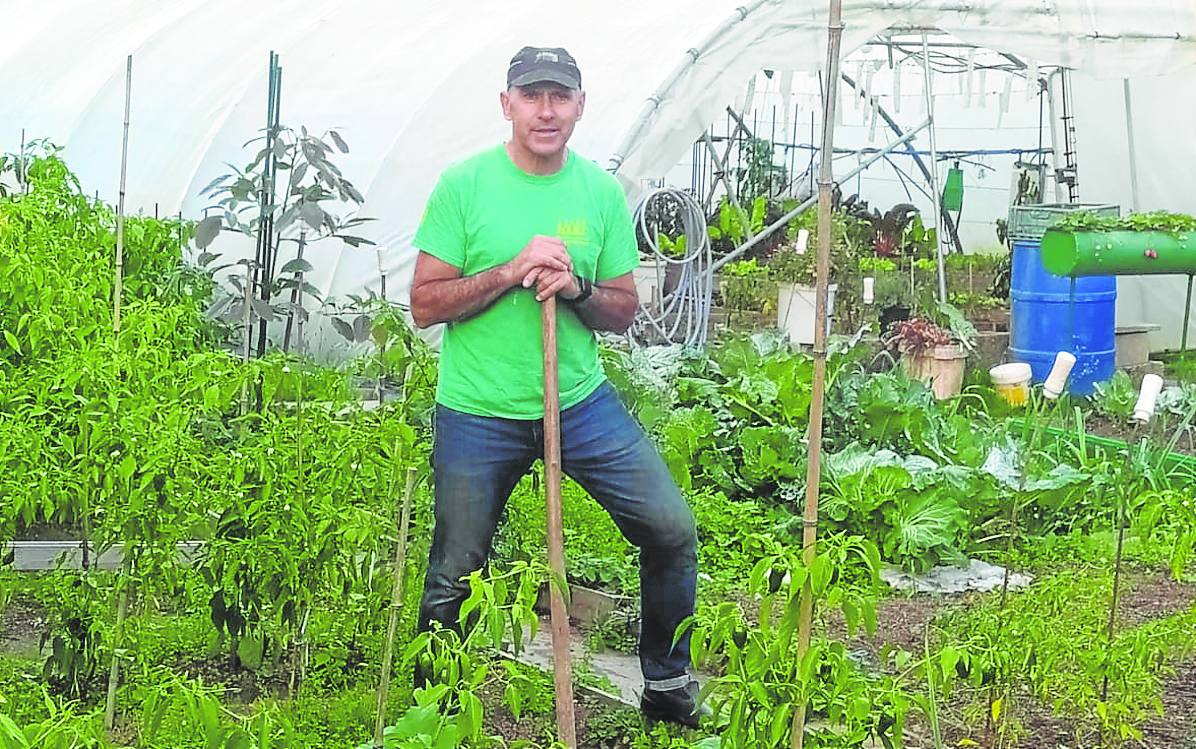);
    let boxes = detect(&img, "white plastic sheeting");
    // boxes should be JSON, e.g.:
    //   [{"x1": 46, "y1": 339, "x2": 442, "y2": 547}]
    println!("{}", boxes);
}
[
  {"x1": 1071, "y1": 68, "x2": 1196, "y2": 351},
  {"x1": 1, "y1": 0, "x2": 1194, "y2": 347}
]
